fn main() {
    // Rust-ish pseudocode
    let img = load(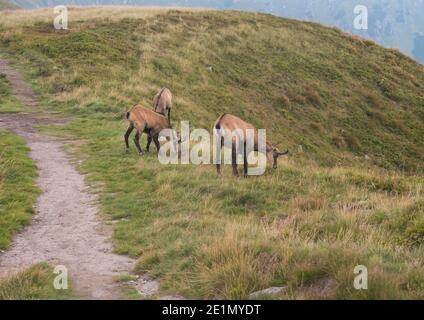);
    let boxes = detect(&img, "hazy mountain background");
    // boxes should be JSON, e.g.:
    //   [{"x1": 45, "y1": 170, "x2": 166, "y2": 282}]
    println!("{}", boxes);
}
[
  {"x1": 0, "y1": 0, "x2": 17, "y2": 9},
  {"x1": 5, "y1": 0, "x2": 424, "y2": 63}
]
